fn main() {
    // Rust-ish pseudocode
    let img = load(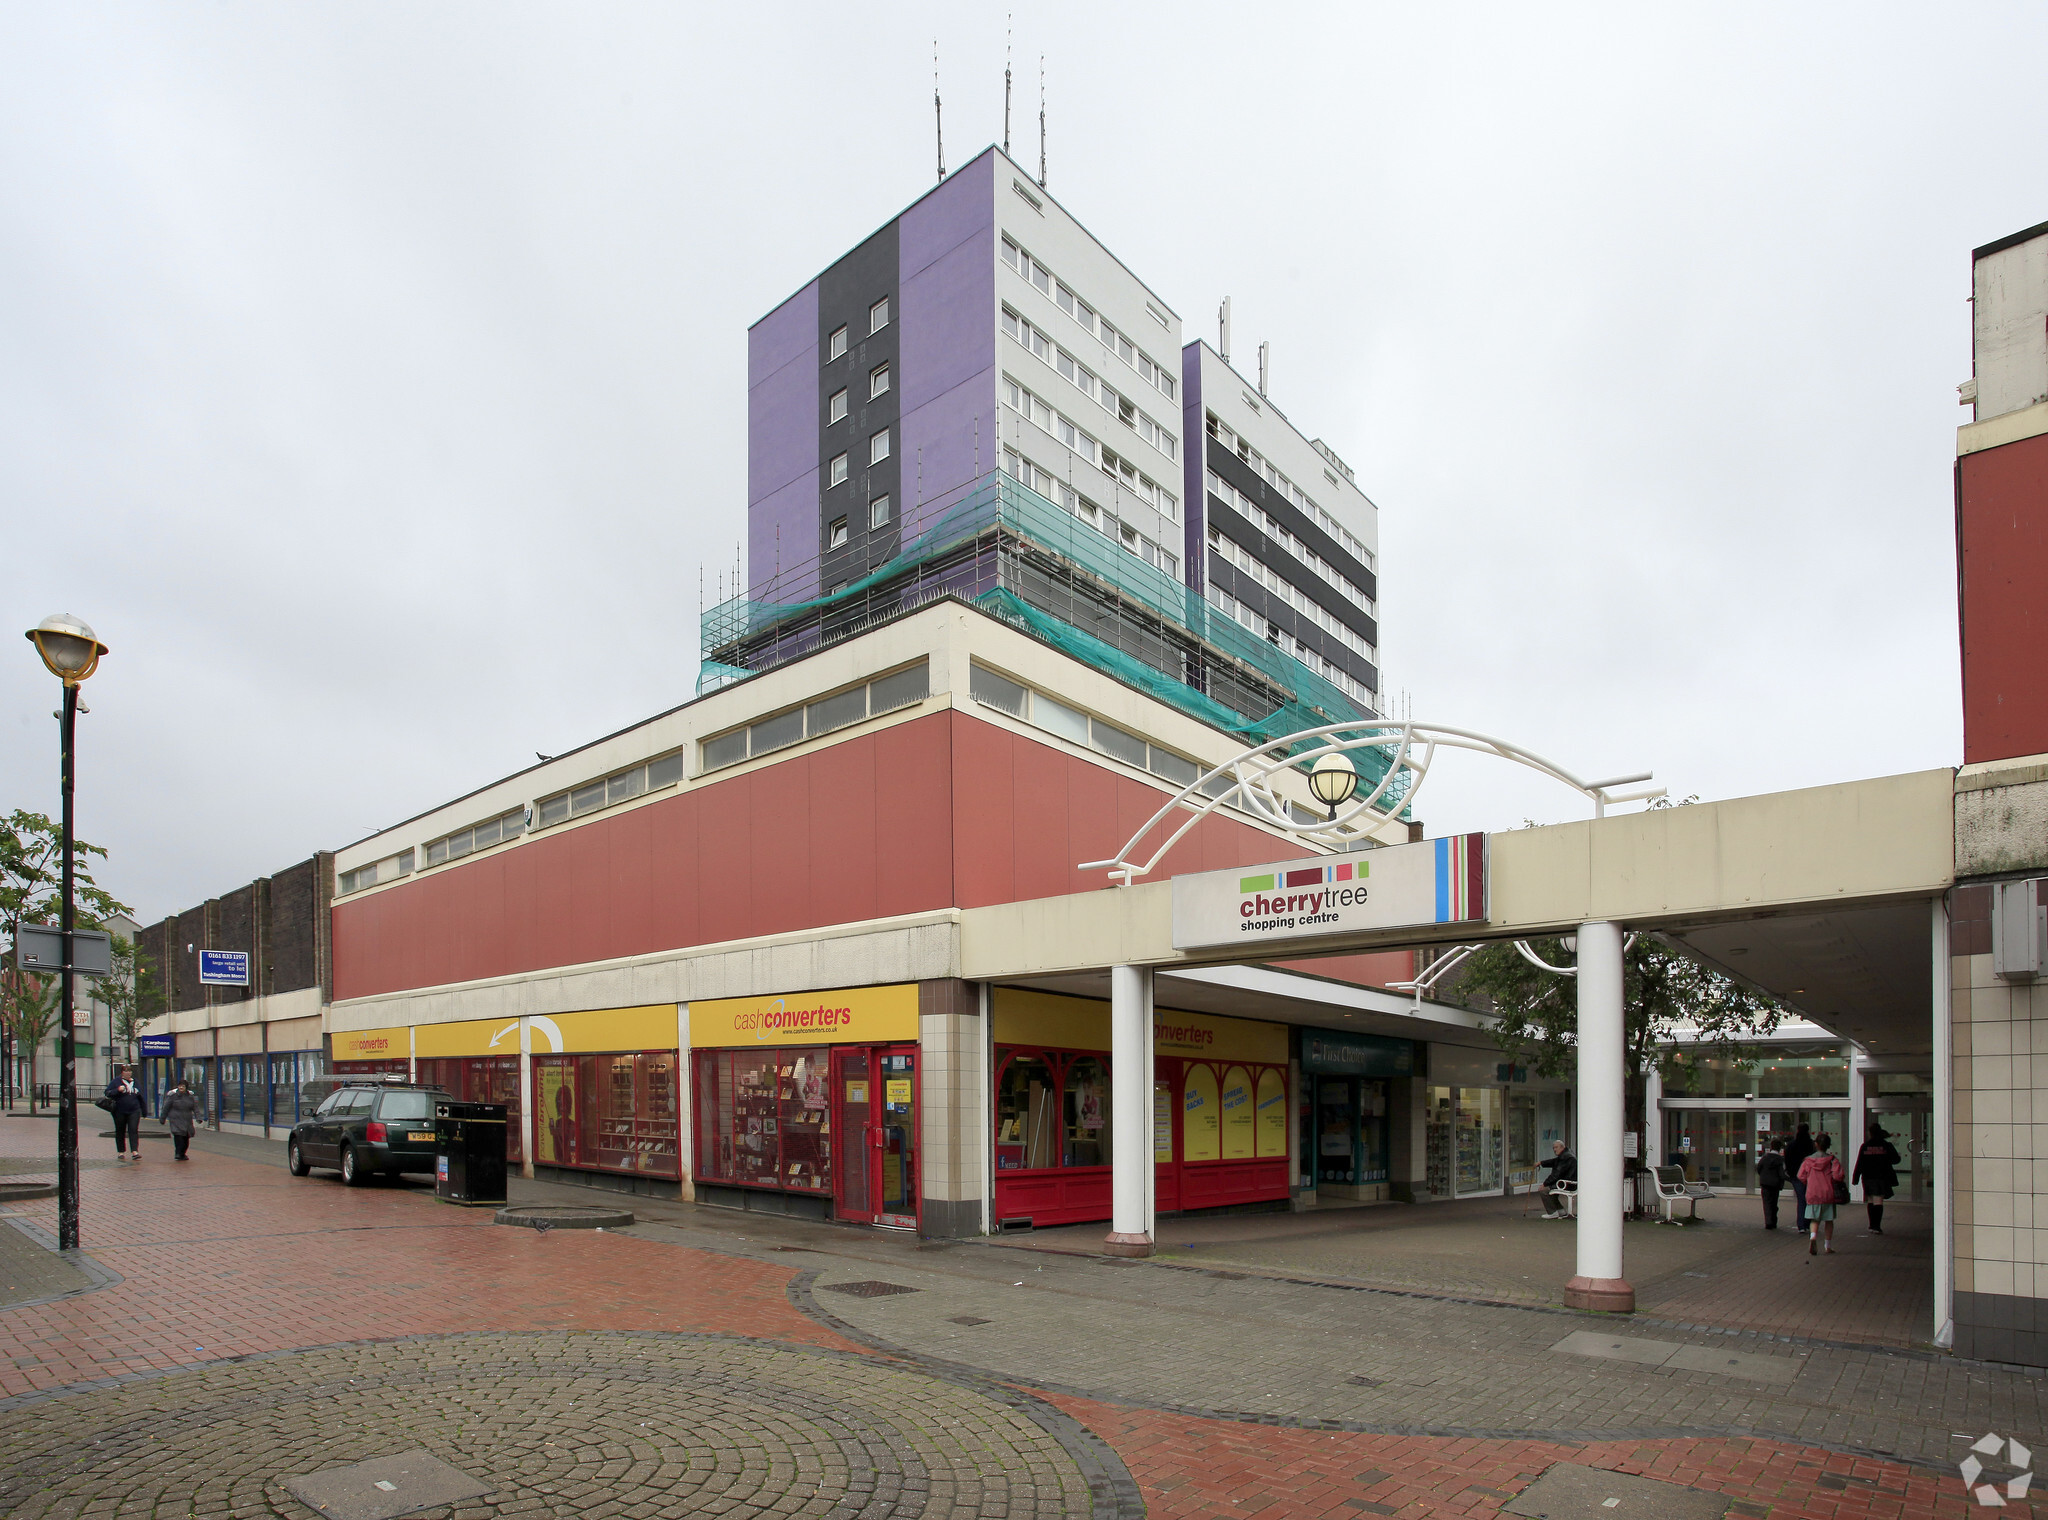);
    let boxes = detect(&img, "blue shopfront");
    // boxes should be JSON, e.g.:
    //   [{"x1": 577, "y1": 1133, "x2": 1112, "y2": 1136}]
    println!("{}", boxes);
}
[{"x1": 1299, "y1": 1029, "x2": 1416, "y2": 1203}]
